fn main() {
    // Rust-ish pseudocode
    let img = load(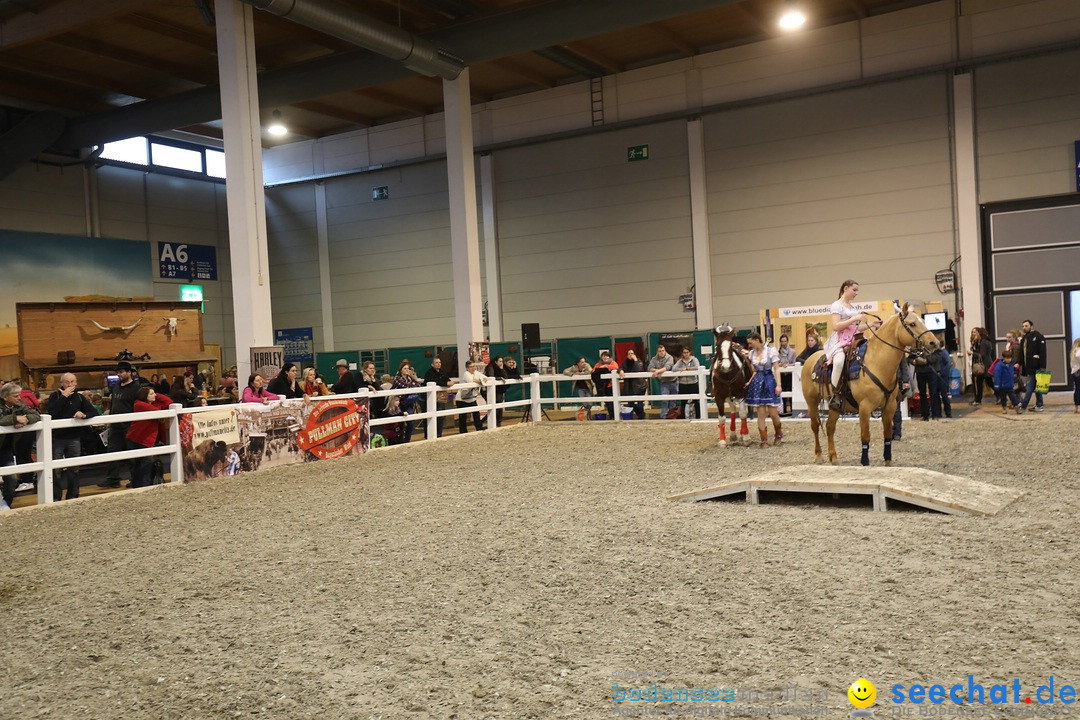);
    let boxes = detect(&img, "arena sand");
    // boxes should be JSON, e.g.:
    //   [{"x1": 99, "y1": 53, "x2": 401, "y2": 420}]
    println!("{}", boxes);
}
[{"x1": 1, "y1": 416, "x2": 1078, "y2": 719}]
